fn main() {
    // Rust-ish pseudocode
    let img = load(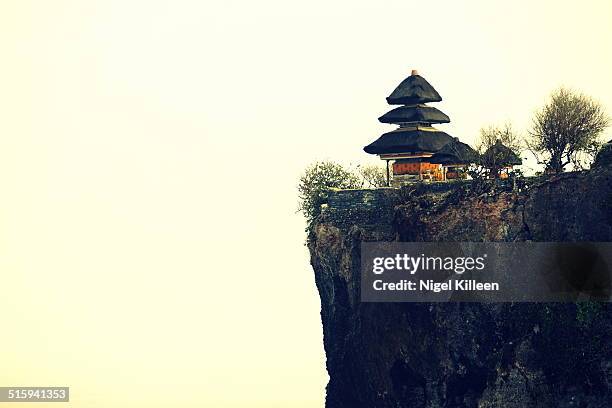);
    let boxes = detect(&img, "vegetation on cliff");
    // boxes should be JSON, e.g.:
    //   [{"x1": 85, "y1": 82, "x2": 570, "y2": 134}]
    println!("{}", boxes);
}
[
  {"x1": 528, "y1": 88, "x2": 609, "y2": 173},
  {"x1": 298, "y1": 161, "x2": 387, "y2": 226}
]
